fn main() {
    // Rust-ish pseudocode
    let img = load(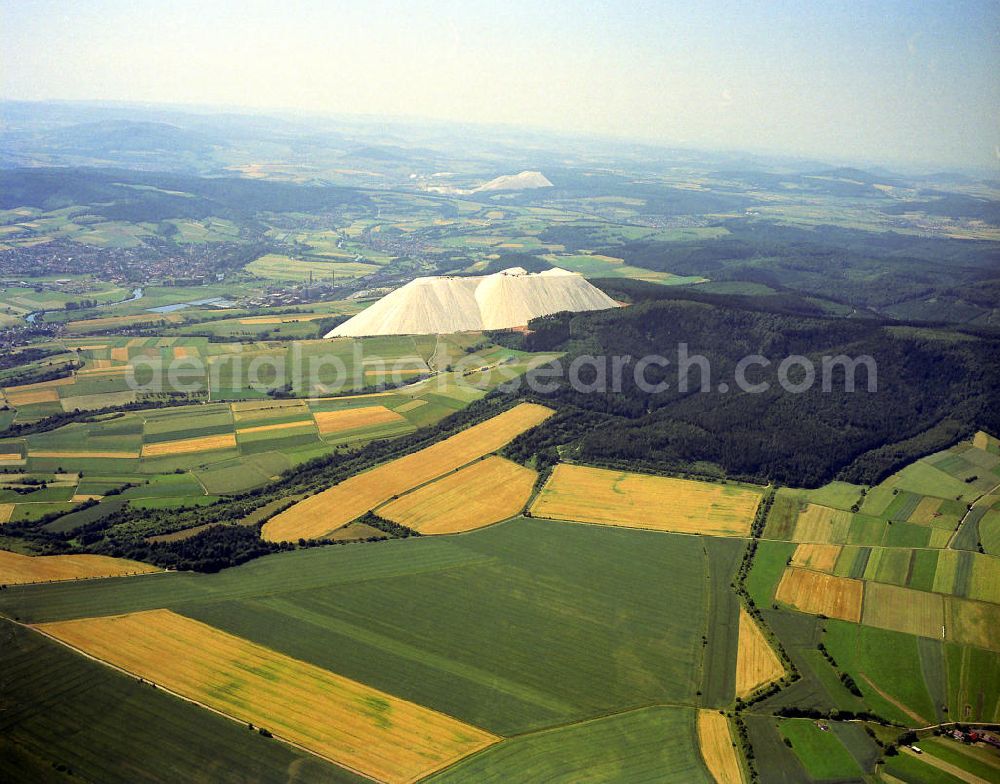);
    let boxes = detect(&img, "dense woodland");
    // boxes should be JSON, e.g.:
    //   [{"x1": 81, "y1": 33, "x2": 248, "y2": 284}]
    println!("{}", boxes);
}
[{"x1": 501, "y1": 281, "x2": 1000, "y2": 487}]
